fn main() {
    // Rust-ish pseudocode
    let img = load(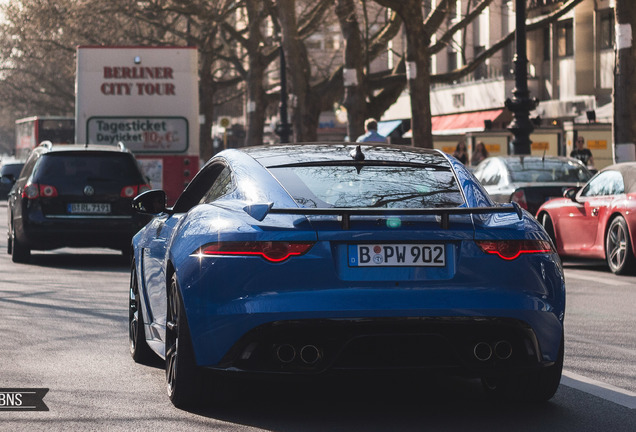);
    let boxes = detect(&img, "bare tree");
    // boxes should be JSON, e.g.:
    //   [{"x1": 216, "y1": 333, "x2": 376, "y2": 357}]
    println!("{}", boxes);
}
[{"x1": 614, "y1": 0, "x2": 636, "y2": 161}]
